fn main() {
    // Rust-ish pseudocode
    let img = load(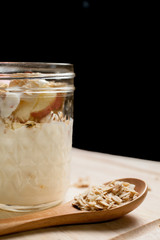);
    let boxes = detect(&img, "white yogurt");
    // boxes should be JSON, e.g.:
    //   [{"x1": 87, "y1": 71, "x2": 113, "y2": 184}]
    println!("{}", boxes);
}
[{"x1": 0, "y1": 119, "x2": 73, "y2": 208}]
